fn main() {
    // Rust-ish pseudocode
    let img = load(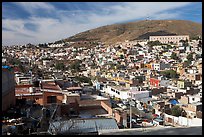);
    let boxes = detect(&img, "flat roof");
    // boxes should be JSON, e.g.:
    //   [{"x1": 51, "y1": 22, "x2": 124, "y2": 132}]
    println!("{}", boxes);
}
[
  {"x1": 111, "y1": 86, "x2": 129, "y2": 92},
  {"x1": 130, "y1": 90, "x2": 150, "y2": 94},
  {"x1": 80, "y1": 94, "x2": 108, "y2": 100},
  {"x1": 189, "y1": 102, "x2": 202, "y2": 106}
]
